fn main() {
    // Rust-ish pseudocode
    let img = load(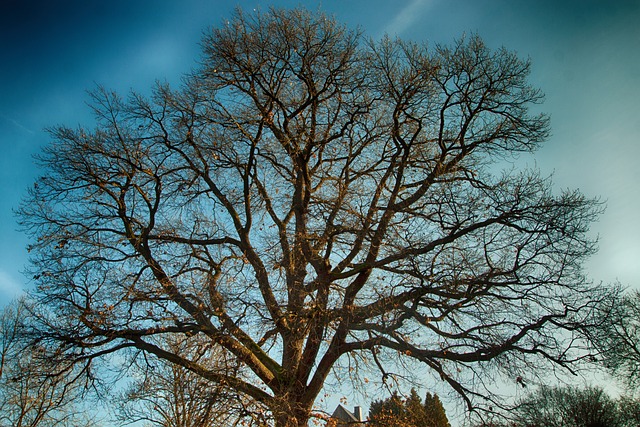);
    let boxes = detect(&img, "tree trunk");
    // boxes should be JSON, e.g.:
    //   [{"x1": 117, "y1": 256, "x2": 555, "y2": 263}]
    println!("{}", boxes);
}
[{"x1": 273, "y1": 401, "x2": 311, "y2": 427}]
